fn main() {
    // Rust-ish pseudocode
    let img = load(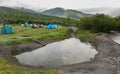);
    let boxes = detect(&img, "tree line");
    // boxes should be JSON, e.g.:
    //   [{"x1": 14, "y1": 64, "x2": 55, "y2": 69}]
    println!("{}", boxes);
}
[{"x1": 77, "y1": 14, "x2": 120, "y2": 33}]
